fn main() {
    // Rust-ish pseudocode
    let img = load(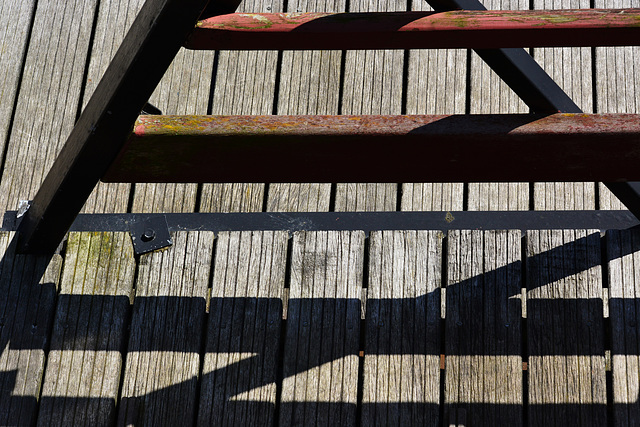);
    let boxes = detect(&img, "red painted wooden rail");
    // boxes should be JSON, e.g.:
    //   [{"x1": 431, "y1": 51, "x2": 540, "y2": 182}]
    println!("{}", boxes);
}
[
  {"x1": 186, "y1": 9, "x2": 640, "y2": 50},
  {"x1": 102, "y1": 113, "x2": 640, "y2": 183}
]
